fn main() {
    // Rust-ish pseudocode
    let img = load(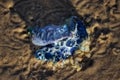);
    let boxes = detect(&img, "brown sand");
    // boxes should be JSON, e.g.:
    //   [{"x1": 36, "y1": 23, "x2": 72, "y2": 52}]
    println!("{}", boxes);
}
[{"x1": 0, "y1": 0, "x2": 120, "y2": 80}]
